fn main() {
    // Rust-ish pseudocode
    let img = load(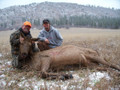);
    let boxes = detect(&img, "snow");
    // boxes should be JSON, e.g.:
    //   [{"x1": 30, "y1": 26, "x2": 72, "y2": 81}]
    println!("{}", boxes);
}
[
  {"x1": 0, "y1": 74, "x2": 5, "y2": 78},
  {"x1": 5, "y1": 61, "x2": 11, "y2": 65},
  {"x1": 8, "y1": 80, "x2": 16, "y2": 86},
  {"x1": 72, "y1": 74, "x2": 80, "y2": 79},
  {"x1": 0, "y1": 79, "x2": 6, "y2": 86},
  {"x1": 18, "y1": 80, "x2": 30, "y2": 87},
  {"x1": 0, "y1": 58, "x2": 114, "y2": 89},
  {"x1": 15, "y1": 71, "x2": 111, "y2": 89},
  {"x1": 0, "y1": 53, "x2": 2, "y2": 57},
  {"x1": 0, "y1": 59, "x2": 11, "y2": 88},
  {"x1": 89, "y1": 72, "x2": 111, "y2": 86},
  {"x1": 86, "y1": 87, "x2": 92, "y2": 90}
]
